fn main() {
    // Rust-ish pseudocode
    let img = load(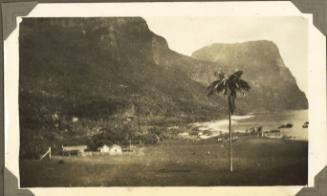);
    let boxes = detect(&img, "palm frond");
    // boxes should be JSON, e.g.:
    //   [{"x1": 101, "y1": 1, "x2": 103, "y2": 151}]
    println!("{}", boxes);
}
[
  {"x1": 207, "y1": 79, "x2": 220, "y2": 96},
  {"x1": 216, "y1": 79, "x2": 228, "y2": 94},
  {"x1": 236, "y1": 79, "x2": 251, "y2": 91},
  {"x1": 207, "y1": 69, "x2": 250, "y2": 115},
  {"x1": 214, "y1": 70, "x2": 225, "y2": 80},
  {"x1": 228, "y1": 70, "x2": 243, "y2": 82},
  {"x1": 207, "y1": 76, "x2": 229, "y2": 96},
  {"x1": 208, "y1": 70, "x2": 250, "y2": 100}
]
